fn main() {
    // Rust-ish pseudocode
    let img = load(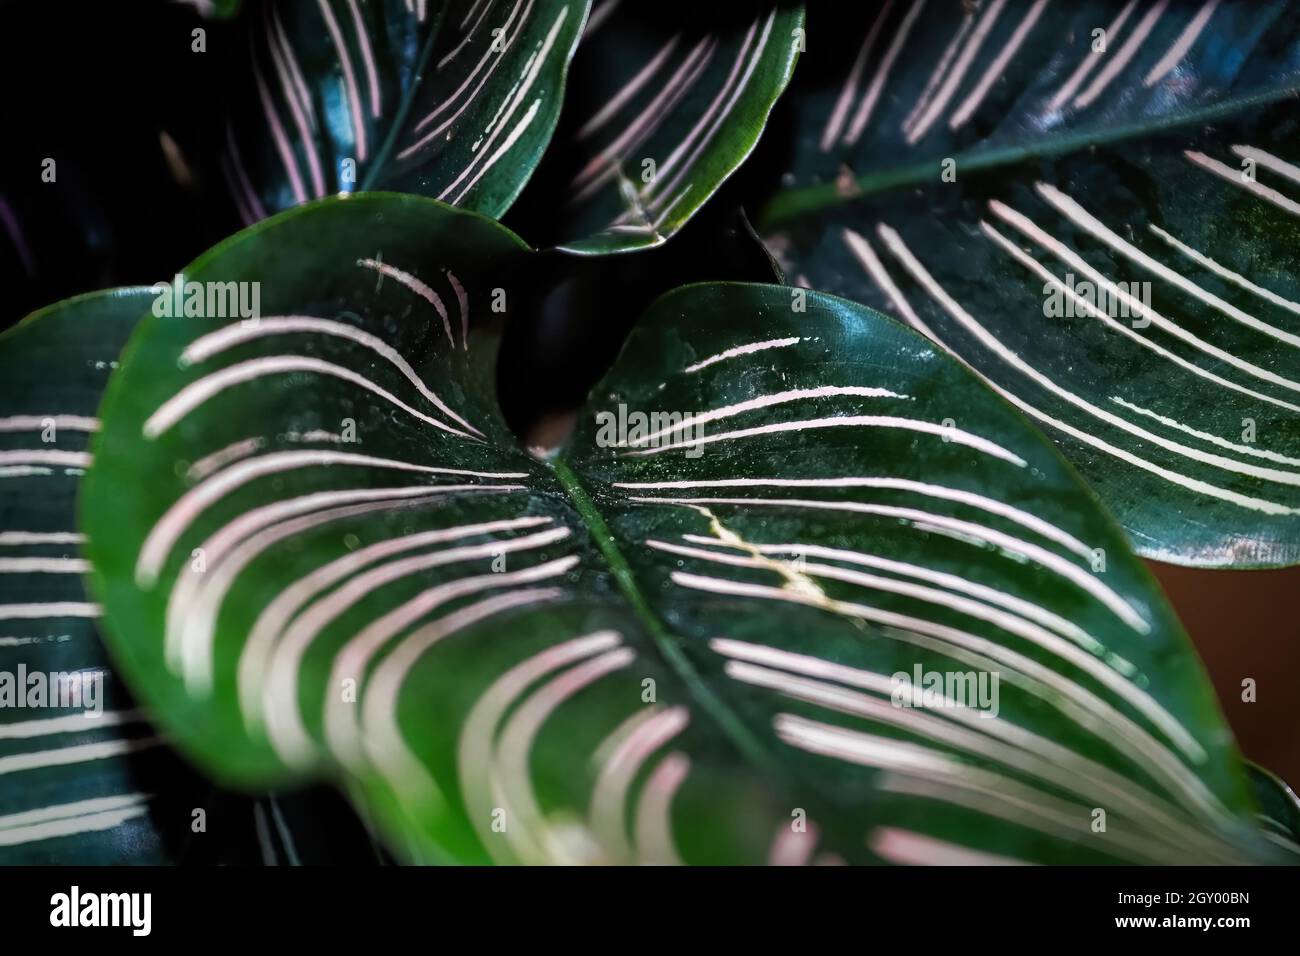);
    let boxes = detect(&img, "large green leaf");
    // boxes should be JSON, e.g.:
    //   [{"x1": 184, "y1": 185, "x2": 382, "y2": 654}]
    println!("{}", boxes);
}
[
  {"x1": 759, "y1": 1, "x2": 1300, "y2": 566},
  {"x1": 0, "y1": 290, "x2": 380, "y2": 864},
  {"x1": 510, "y1": 0, "x2": 804, "y2": 254},
  {"x1": 80, "y1": 194, "x2": 1290, "y2": 864},
  {"x1": 221, "y1": 0, "x2": 588, "y2": 223}
]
